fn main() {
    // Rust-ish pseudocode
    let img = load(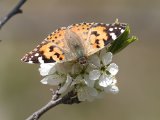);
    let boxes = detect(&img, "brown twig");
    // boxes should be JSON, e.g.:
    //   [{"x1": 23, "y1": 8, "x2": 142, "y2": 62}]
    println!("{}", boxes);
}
[
  {"x1": 0, "y1": 0, "x2": 27, "y2": 29},
  {"x1": 26, "y1": 98, "x2": 63, "y2": 120},
  {"x1": 26, "y1": 90, "x2": 80, "y2": 120}
]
